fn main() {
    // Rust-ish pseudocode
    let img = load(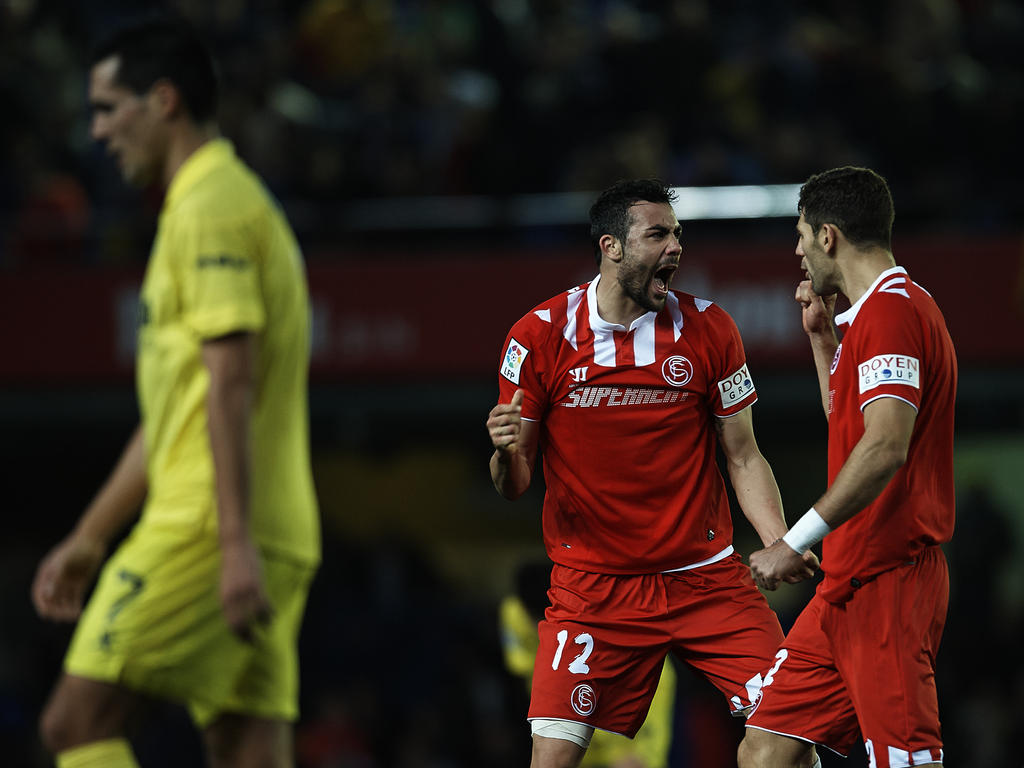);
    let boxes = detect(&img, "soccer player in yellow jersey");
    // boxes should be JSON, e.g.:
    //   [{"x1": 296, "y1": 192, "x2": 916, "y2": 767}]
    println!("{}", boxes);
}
[{"x1": 30, "y1": 18, "x2": 320, "y2": 768}]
